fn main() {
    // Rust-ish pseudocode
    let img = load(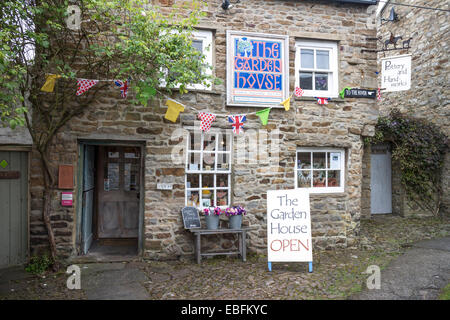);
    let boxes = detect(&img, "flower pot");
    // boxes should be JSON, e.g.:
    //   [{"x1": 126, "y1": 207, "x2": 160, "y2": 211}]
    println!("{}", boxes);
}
[
  {"x1": 205, "y1": 214, "x2": 220, "y2": 230},
  {"x1": 228, "y1": 215, "x2": 242, "y2": 229}
]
